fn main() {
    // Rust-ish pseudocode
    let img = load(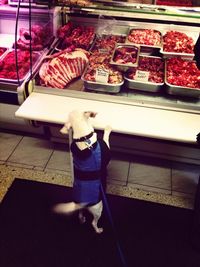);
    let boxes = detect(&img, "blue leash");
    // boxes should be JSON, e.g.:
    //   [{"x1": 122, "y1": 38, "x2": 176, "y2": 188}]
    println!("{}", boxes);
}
[{"x1": 100, "y1": 184, "x2": 128, "y2": 267}]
